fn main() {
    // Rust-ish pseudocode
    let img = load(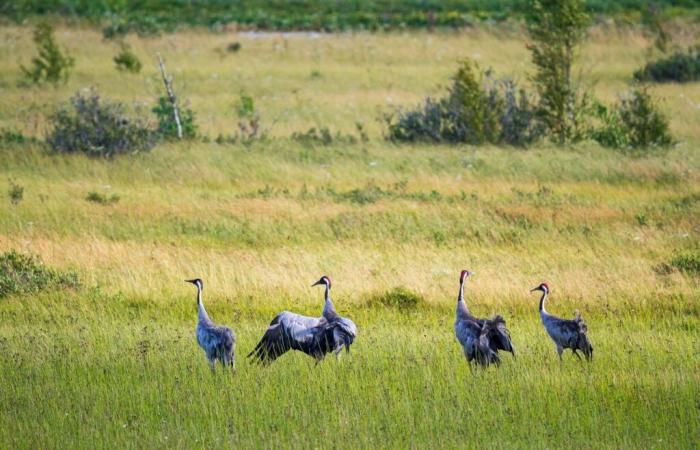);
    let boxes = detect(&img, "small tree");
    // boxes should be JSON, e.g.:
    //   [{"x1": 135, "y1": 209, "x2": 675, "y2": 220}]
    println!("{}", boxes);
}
[
  {"x1": 526, "y1": 0, "x2": 589, "y2": 144},
  {"x1": 21, "y1": 22, "x2": 75, "y2": 85}
]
